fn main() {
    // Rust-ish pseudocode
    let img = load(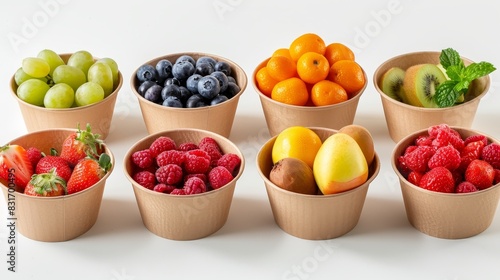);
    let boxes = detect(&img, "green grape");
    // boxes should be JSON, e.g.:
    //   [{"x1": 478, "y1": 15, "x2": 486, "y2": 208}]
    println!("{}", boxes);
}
[
  {"x1": 43, "y1": 83, "x2": 74, "y2": 108},
  {"x1": 14, "y1": 67, "x2": 47, "y2": 86},
  {"x1": 88, "y1": 62, "x2": 113, "y2": 97},
  {"x1": 22, "y1": 57, "x2": 50, "y2": 78},
  {"x1": 16, "y1": 79, "x2": 50, "y2": 106},
  {"x1": 52, "y1": 65, "x2": 86, "y2": 91},
  {"x1": 67, "y1": 50, "x2": 94, "y2": 78},
  {"x1": 37, "y1": 49, "x2": 65, "y2": 75},
  {"x1": 97, "y1": 57, "x2": 119, "y2": 86},
  {"x1": 75, "y1": 82, "x2": 104, "y2": 107}
]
